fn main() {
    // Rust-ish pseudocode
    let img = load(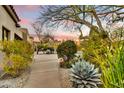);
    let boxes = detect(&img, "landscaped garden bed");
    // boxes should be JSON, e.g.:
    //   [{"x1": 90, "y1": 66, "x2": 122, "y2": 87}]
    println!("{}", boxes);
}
[
  {"x1": 0, "y1": 68, "x2": 30, "y2": 88},
  {"x1": 36, "y1": 43, "x2": 55, "y2": 54},
  {"x1": 57, "y1": 40, "x2": 77, "y2": 88},
  {"x1": 57, "y1": 38, "x2": 124, "y2": 88},
  {"x1": 0, "y1": 40, "x2": 34, "y2": 88}
]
